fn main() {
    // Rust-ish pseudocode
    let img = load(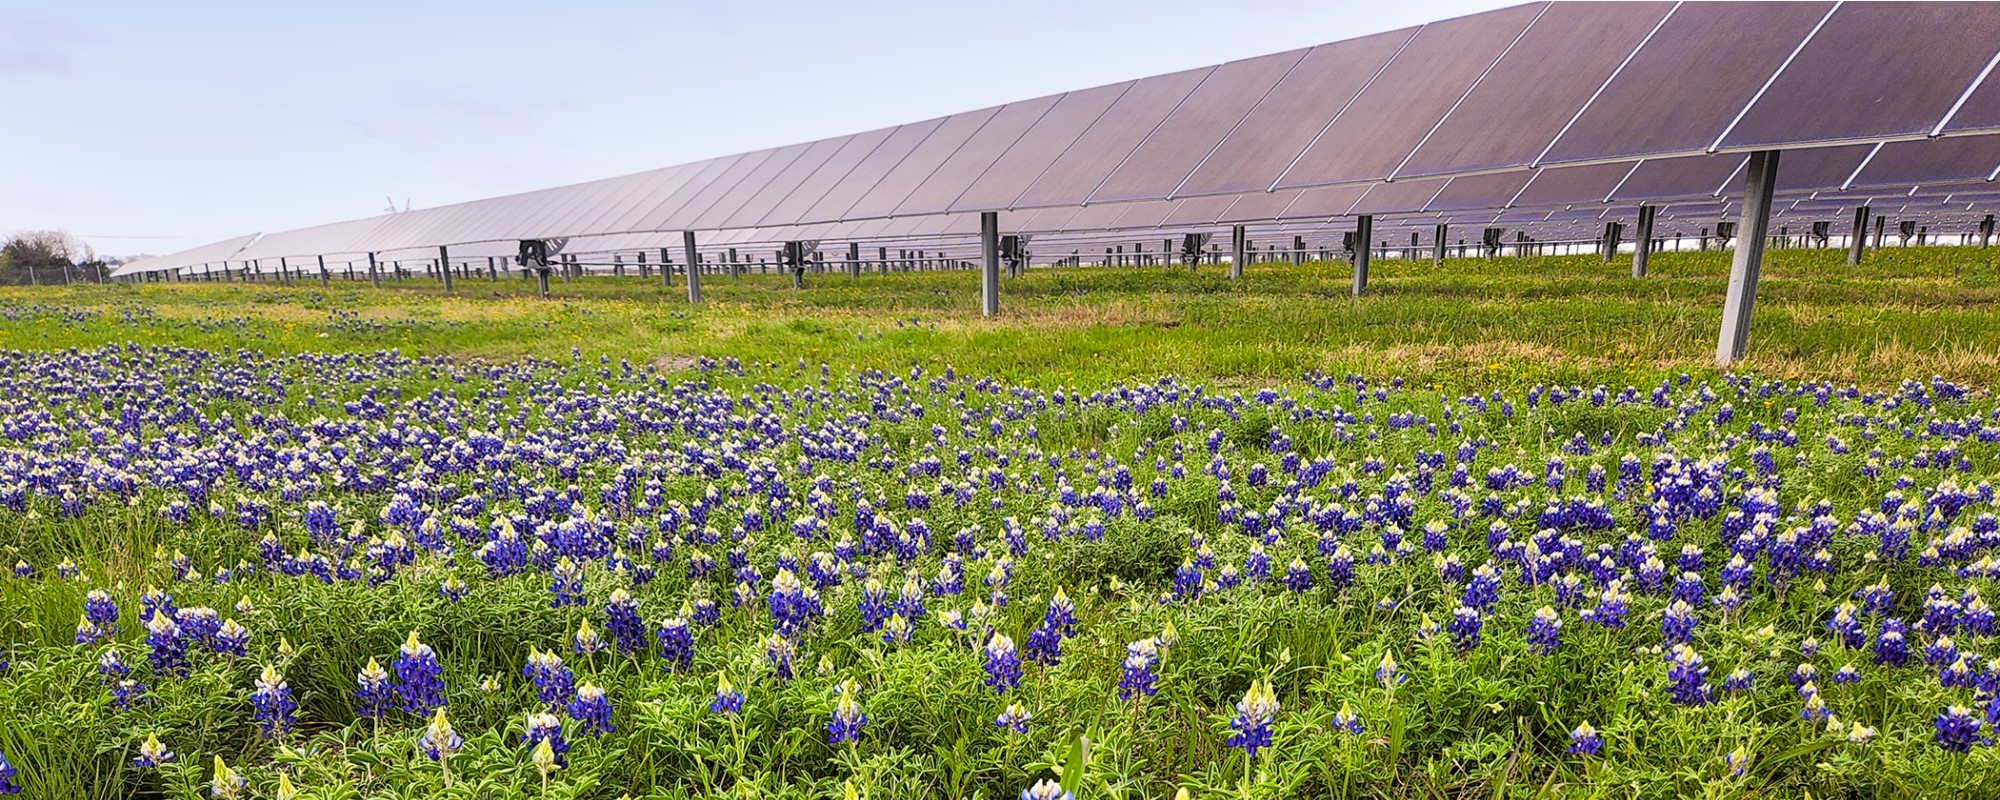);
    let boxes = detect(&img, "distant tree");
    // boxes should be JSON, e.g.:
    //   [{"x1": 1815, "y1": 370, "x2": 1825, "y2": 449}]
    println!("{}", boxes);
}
[{"x1": 2, "y1": 229, "x2": 95, "y2": 285}]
